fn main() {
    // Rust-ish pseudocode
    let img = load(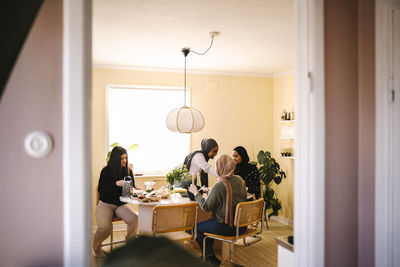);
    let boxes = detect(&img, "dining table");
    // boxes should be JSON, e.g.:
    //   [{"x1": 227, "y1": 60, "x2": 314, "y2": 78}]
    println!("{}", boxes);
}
[
  {"x1": 120, "y1": 192, "x2": 233, "y2": 264},
  {"x1": 120, "y1": 193, "x2": 212, "y2": 234}
]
